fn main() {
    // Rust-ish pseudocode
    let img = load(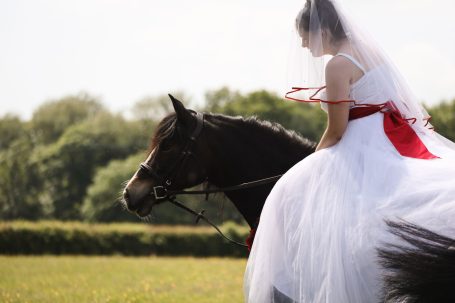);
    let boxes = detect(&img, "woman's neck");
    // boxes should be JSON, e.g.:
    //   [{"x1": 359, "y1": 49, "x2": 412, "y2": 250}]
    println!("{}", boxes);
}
[{"x1": 327, "y1": 38, "x2": 351, "y2": 56}]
